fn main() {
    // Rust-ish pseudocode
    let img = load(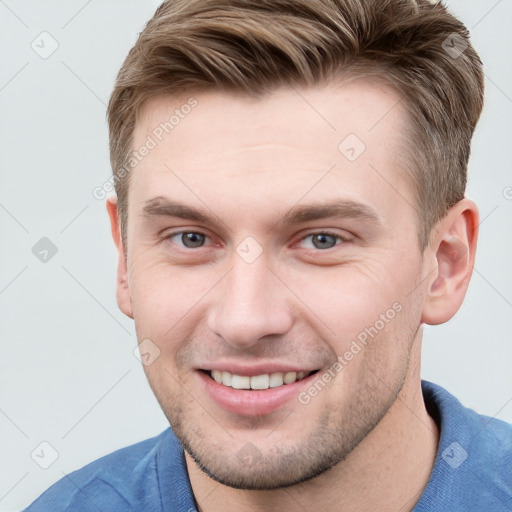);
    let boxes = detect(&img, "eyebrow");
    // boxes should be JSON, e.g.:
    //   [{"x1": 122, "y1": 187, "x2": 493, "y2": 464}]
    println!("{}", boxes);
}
[
  {"x1": 142, "y1": 196, "x2": 212, "y2": 223},
  {"x1": 275, "y1": 201, "x2": 382, "y2": 227},
  {"x1": 141, "y1": 196, "x2": 382, "y2": 228}
]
